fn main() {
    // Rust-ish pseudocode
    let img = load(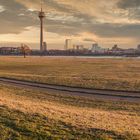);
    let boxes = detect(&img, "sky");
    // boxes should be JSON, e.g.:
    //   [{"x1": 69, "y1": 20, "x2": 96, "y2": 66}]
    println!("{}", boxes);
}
[{"x1": 0, "y1": 0, "x2": 140, "y2": 49}]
